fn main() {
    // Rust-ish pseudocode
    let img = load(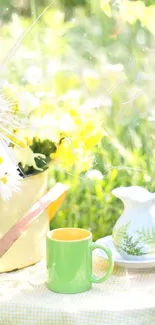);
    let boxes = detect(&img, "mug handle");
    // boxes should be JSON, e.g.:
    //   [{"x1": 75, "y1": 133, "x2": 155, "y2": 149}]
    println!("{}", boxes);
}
[{"x1": 90, "y1": 242, "x2": 114, "y2": 283}]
